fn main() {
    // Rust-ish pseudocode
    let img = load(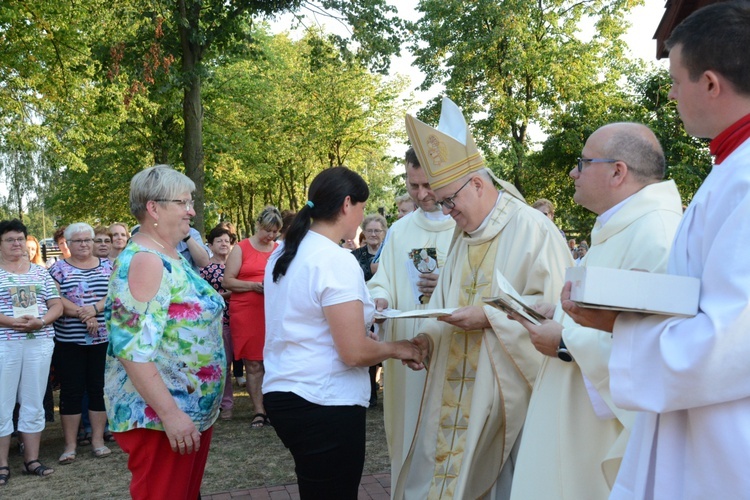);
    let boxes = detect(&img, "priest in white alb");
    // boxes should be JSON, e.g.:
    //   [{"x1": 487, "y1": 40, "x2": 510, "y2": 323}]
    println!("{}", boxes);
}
[
  {"x1": 509, "y1": 122, "x2": 683, "y2": 500},
  {"x1": 368, "y1": 147, "x2": 456, "y2": 492},
  {"x1": 563, "y1": 4, "x2": 750, "y2": 498}
]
